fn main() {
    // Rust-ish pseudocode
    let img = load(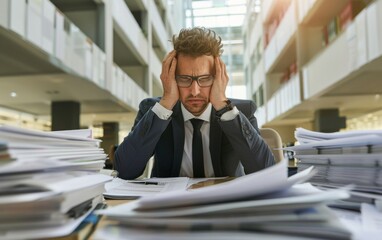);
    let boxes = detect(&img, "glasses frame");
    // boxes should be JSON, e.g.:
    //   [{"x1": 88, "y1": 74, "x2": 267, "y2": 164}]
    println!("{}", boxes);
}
[{"x1": 175, "y1": 74, "x2": 214, "y2": 88}]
